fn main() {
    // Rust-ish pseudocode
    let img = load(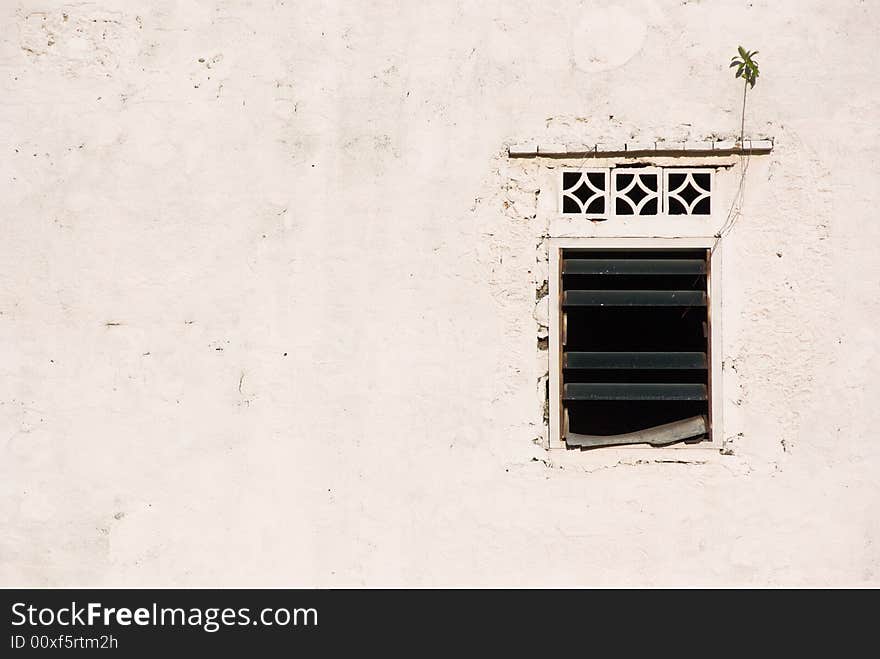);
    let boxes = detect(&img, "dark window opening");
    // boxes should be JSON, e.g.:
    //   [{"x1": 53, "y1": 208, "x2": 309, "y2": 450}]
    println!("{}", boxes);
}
[
  {"x1": 667, "y1": 197, "x2": 688, "y2": 214},
  {"x1": 560, "y1": 249, "x2": 710, "y2": 448},
  {"x1": 570, "y1": 180, "x2": 596, "y2": 205},
  {"x1": 587, "y1": 172, "x2": 606, "y2": 189},
  {"x1": 692, "y1": 196, "x2": 710, "y2": 214},
  {"x1": 692, "y1": 172, "x2": 711, "y2": 191},
  {"x1": 562, "y1": 195, "x2": 582, "y2": 214}
]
